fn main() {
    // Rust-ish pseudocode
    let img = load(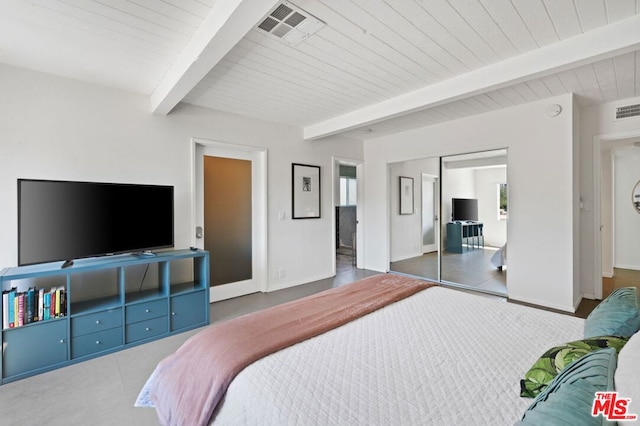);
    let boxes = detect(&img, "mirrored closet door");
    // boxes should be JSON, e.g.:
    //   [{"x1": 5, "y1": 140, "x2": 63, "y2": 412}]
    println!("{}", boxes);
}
[
  {"x1": 440, "y1": 150, "x2": 507, "y2": 296},
  {"x1": 388, "y1": 149, "x2": 508, "y2": 297},
  {"x1": 389, "y1": 157, "x2": 440, "y2": 282}
]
